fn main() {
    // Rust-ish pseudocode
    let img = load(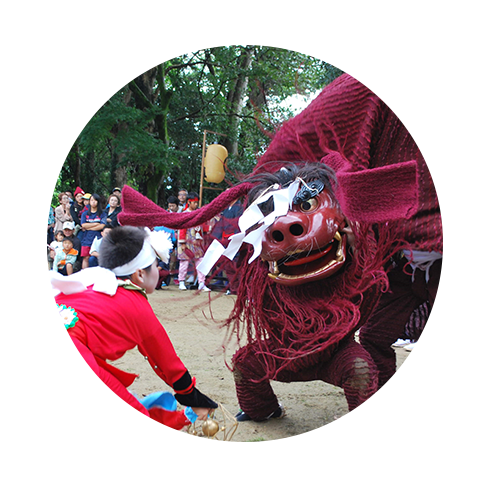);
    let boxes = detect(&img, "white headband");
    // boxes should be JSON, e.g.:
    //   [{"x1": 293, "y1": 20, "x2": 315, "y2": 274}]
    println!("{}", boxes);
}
[
  {"x1": 110, "y1": 239, "x2": 157, "y2": 276},
  {"x1": 111, "y1": 227, "x2": 173, "y2": 276},
  {"x1": 50, "y1": 229, "x2": 173, "y2": 297}
]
